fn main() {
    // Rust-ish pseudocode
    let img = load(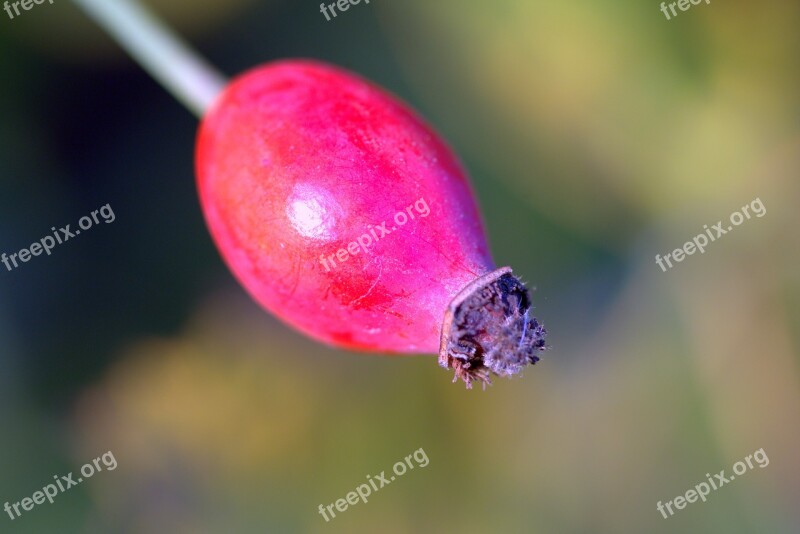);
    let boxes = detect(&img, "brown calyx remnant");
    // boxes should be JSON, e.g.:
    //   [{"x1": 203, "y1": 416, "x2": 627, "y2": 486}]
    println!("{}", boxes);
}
[{"x1": 439, "y1": 267, "x2": 547, "y2": 389}]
